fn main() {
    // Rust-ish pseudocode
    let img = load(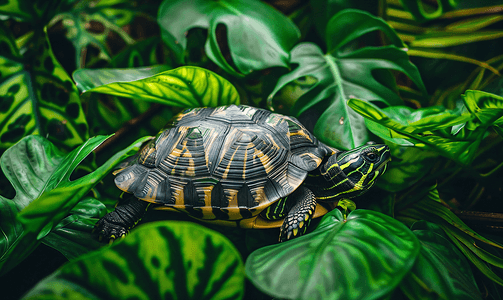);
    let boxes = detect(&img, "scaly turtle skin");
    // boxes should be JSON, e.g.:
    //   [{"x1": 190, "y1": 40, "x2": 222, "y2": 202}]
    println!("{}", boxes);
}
[{"x1": 95, "y1": 105, "x2": 390, "y2": 242}]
